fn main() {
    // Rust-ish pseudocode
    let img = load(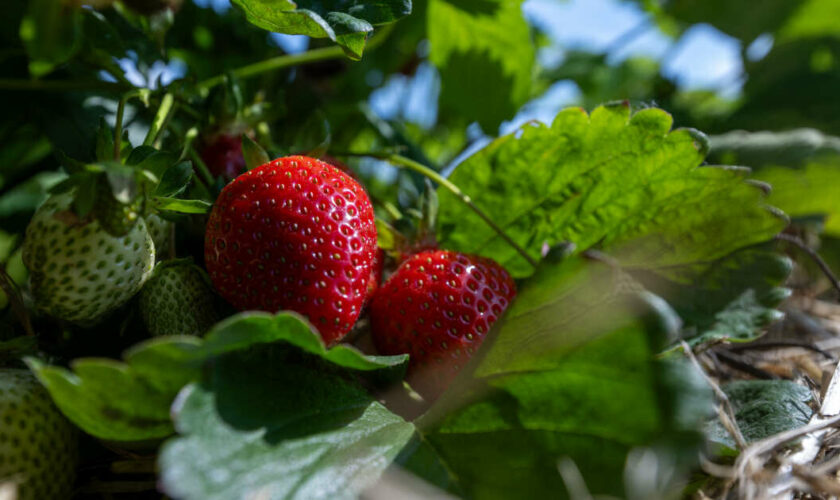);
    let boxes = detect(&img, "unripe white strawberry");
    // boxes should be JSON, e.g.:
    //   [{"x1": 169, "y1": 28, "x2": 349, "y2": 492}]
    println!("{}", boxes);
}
[
  {"x1": 0, "y1": 369, "x2": 77, "y2": 500},
  {"x1": 22, "y1": 192, "x2": 155, "y2": 325},
  {"x1": 139, "y1": 259, "x2": 221, "y2": 336}
]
